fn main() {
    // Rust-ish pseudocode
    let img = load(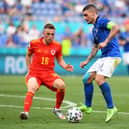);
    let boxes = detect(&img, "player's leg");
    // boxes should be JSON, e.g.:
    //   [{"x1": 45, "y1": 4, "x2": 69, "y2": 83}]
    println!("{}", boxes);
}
[
  {"x1": 78, "y1": 59, "x2": 100, "y2": 113},
  {"x1": 95, "y1": 57, "x2": 121, "y2": 122},
  {"x1": 20, "y1": 77, "x2": 40, "y2": 120},
  {"x1": 43, "y1": 73, "x2": 66, "y2": 120},
  {"x1": 95, "y1": 74, "x2": 117, "y2": 122},
  {"x1": 78, "y1": 72, "x2": 96, "y2": 113},
  {"x1": 95, "y1": 75, "x2": 114, "y2": 108},
  {"x1": 53, "y1": 79, "x2": 65, "y2": 109},
  {"x1": 52, "y1": 79, "x2": 66, "y2": 119}
]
